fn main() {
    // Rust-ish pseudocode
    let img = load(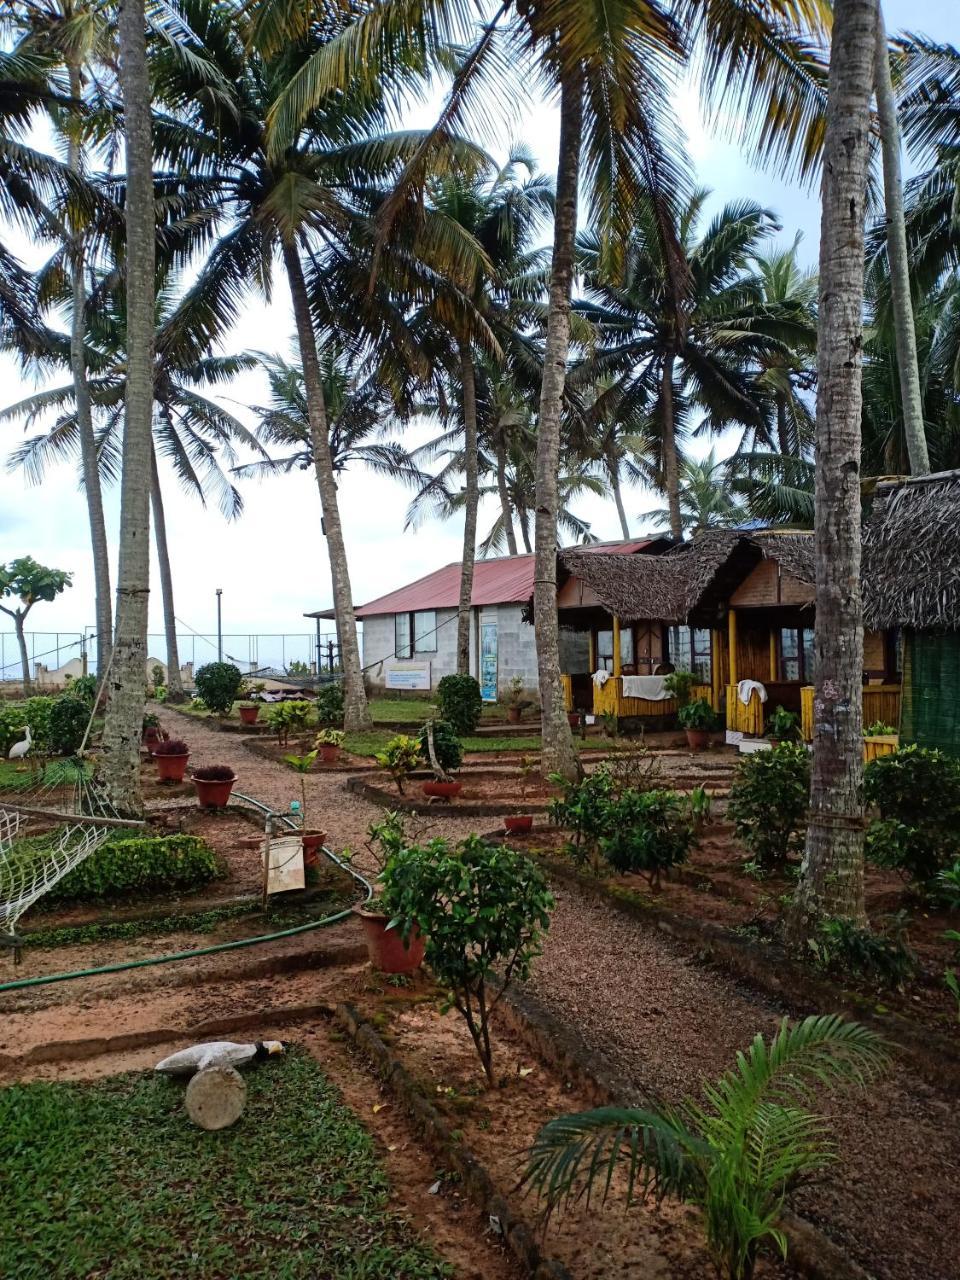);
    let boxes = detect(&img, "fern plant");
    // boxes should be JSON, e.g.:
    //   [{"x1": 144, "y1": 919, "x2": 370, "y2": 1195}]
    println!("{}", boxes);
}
[{"x1": 523, "y1": 1015, "x2": 888, "y2": 1280}]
